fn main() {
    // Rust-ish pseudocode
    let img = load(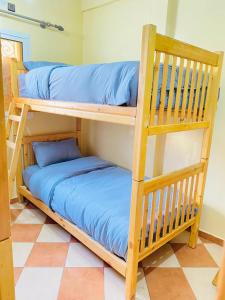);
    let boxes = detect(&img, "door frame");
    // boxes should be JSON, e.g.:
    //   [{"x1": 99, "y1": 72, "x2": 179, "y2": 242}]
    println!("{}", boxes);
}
[{"x1": 0, "y1": 30, "x2": 31, "y2": 60}]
